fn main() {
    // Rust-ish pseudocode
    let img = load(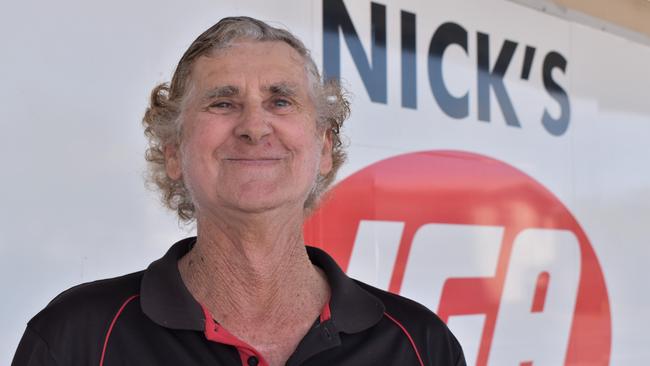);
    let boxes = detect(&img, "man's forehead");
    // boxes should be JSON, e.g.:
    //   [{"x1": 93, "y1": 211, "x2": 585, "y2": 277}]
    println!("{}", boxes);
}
[
  {"x1": 192, "y1": 40, "x2": 306, "y2": 74},
  {"x1": 189, "y1": 41, "x2": 310, "y2": 99}
]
